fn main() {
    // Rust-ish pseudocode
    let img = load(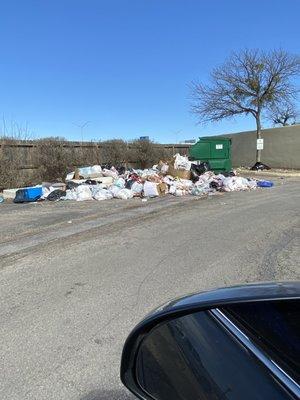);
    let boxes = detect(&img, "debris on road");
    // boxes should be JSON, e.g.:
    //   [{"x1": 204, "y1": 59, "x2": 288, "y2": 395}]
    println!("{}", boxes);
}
[
  {"x1": 3, "y1": 154, "x2": 274, "y2": 204},
  {"x1": 250, "y1": 162, "x2": 271, "y2": 171},
  {"x1": 257, "y1": 180, "x2": 274, "y2": 188}
]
